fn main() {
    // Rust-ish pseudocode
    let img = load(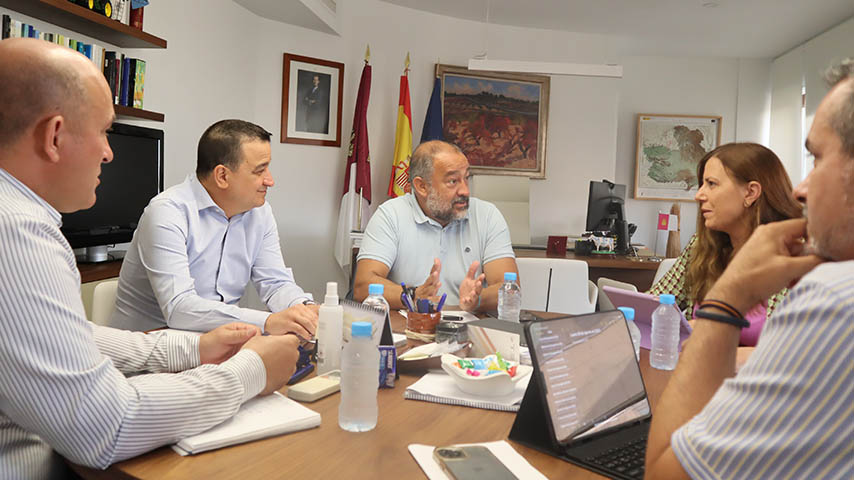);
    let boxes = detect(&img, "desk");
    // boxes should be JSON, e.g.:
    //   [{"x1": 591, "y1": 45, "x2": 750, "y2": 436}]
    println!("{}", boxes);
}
[
  {"x1": 514, "y1": 248, "x2": 661, "y2": 292},
  {"x1": 71, "y1": 312, "x2": 672, "y2": 480},
  {"x1": 78, "y1": 259, "x2": 123, "y2": 284}
]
